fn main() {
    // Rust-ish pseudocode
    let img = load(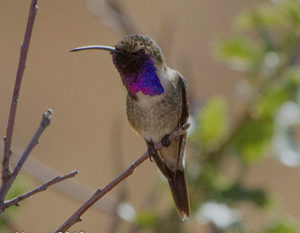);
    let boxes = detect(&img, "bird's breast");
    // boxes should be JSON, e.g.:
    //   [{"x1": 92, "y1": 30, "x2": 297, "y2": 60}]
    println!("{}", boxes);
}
[{"x1": 126, "y1": 81, "x2": 181, "y2": 143}]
